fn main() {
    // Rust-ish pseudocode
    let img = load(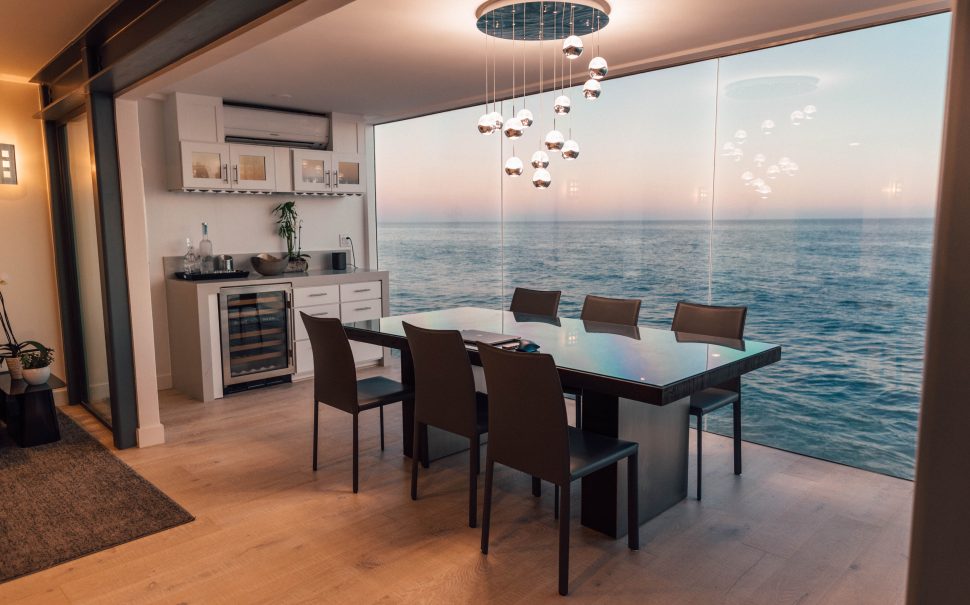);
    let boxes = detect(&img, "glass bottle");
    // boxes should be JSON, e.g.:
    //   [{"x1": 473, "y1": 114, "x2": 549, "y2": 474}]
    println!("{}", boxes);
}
[
  {"x1": 182, "y1": 237, "x2": 200, "y2": 274},
  {"x1": 199, "y1": 222, "x2": 213, "y2": 273}
]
